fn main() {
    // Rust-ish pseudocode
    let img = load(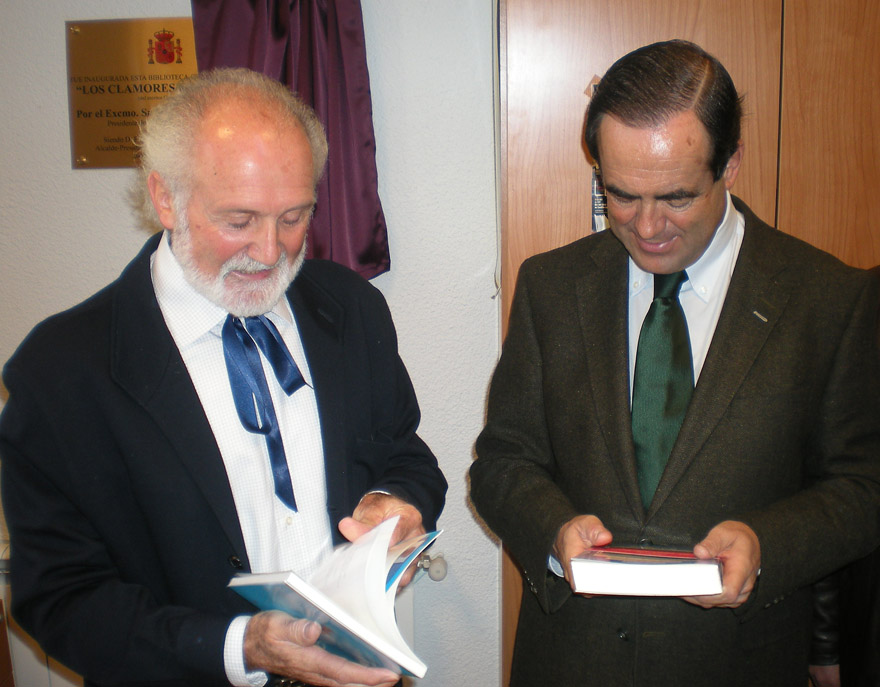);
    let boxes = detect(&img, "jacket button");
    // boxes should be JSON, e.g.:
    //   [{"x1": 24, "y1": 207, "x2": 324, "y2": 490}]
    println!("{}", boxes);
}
[
  {"x1": 616, "y1": 629, "x2": 629, "y2": 641},
  {"x1": 638, "y1": 538, "x2": 652, "y2": 547},
  {"x1": 228, "y1": 555, "x2": 243, "y2": 570}
]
